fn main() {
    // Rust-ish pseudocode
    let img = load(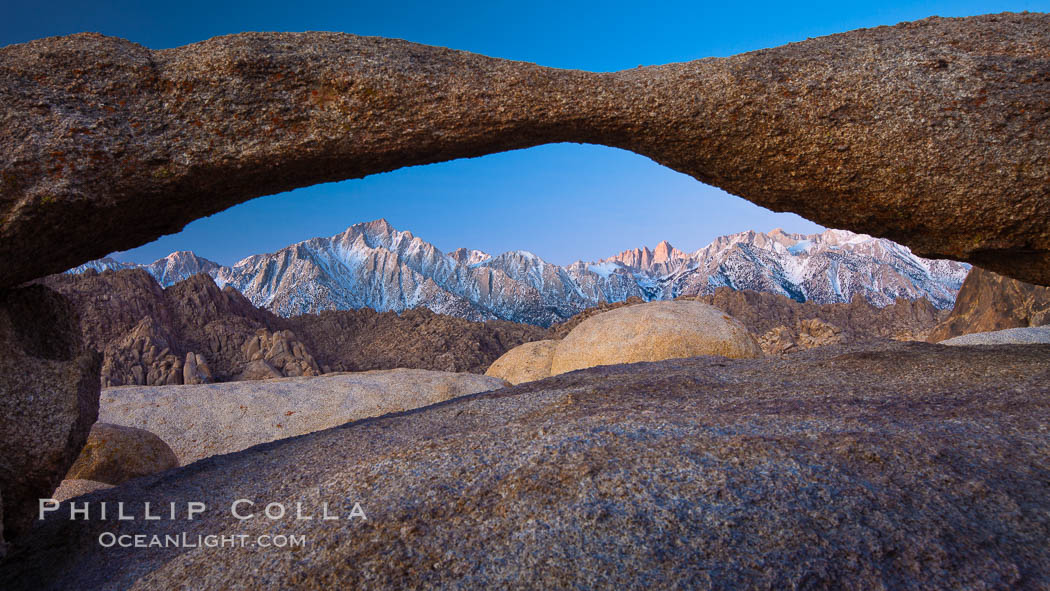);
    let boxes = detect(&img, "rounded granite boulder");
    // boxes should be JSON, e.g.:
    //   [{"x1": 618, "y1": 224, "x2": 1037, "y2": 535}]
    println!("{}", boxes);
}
[
  {"x1": 485, "y1": 339, "x2": 559, "y2": 385},
  {"x1": 549, "y1": 300, "x2": 761, "y2": 376},
  {"x1": 64, "y1": 423, "x2": 179, "y2": 485}
]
